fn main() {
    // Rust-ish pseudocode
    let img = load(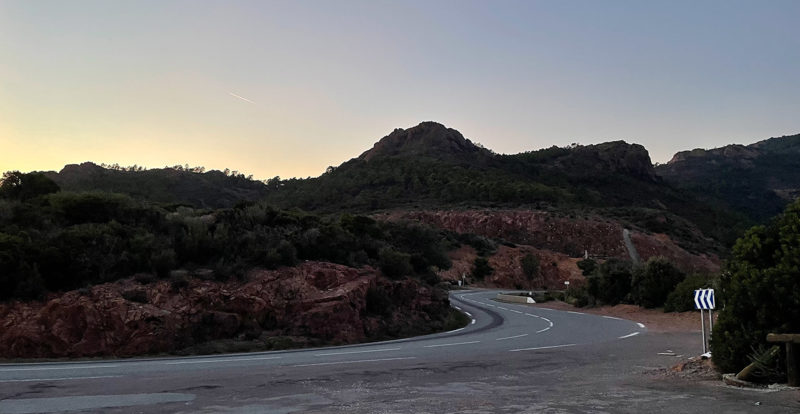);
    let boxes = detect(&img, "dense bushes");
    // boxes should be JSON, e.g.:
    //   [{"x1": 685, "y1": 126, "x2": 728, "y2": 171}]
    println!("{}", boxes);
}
[
  {"x1": 664, "y1": 274, "x2": 715, "y2": 312},
  {"x1": 586, "y1": 259, "x2": 633, "y2": 306},
  {"x1": 712, "y1": 200, "x2": 800, "y2": 375},
  {"x1": 520, "y1": 253, "x2": 539, "y2": 282},
  {"x1": 630, "y1": 257, "x2": 686, "y2": 309},
  {"x1": 579, "y1": 257, "x2": 691, "y2": 309},
  {"x1": 471, "y1": 257, "x2": 493, "y2": 280},
  {"x1": 0, "y1": 192, "x2": 453, "y2": 302}
]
